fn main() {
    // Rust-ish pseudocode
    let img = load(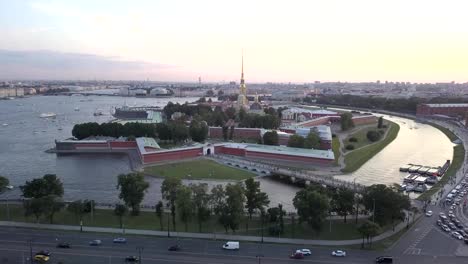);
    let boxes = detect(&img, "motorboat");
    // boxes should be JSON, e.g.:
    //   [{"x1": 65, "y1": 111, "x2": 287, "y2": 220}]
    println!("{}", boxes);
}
[
  {"x1": 74, "y1": 107, "x2": 80, "y2": 111},
  {"x1": 93, "y1": 109, "x2": 104, "y2": 116},
  {"x1": 40, "y1": 112, "x2": 57, "y2": 118}
]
